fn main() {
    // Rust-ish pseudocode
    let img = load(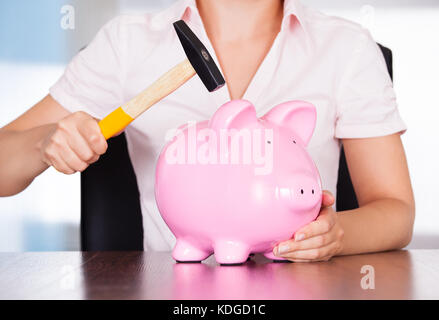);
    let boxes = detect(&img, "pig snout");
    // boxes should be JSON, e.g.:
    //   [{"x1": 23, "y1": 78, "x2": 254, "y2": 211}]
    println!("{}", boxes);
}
[{"x1": 278, "y1": 173, "x2": 321, "y2": 211}]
